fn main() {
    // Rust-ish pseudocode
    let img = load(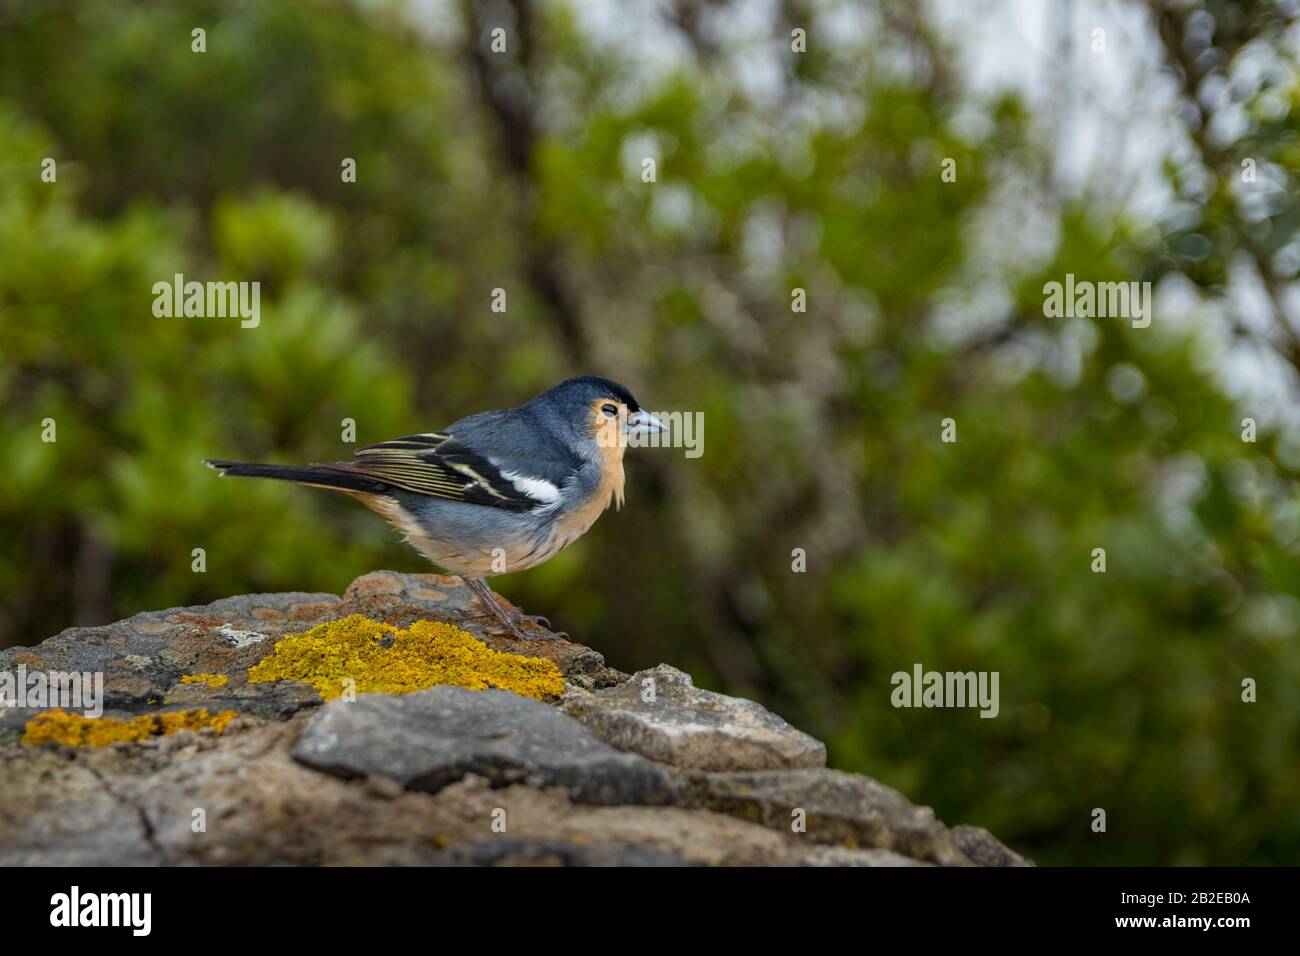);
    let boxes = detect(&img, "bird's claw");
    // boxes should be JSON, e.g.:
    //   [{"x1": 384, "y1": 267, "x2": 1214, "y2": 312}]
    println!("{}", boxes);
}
[
  {"x1": 469, "y1": 607, "x2": 564, "y2": 641},
  {"x1": 500, "y1": 616, "x2": 565, "y2": 642},
  {"x1": 503, "y1": 608, "x2": 567, "y2": 640}
]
